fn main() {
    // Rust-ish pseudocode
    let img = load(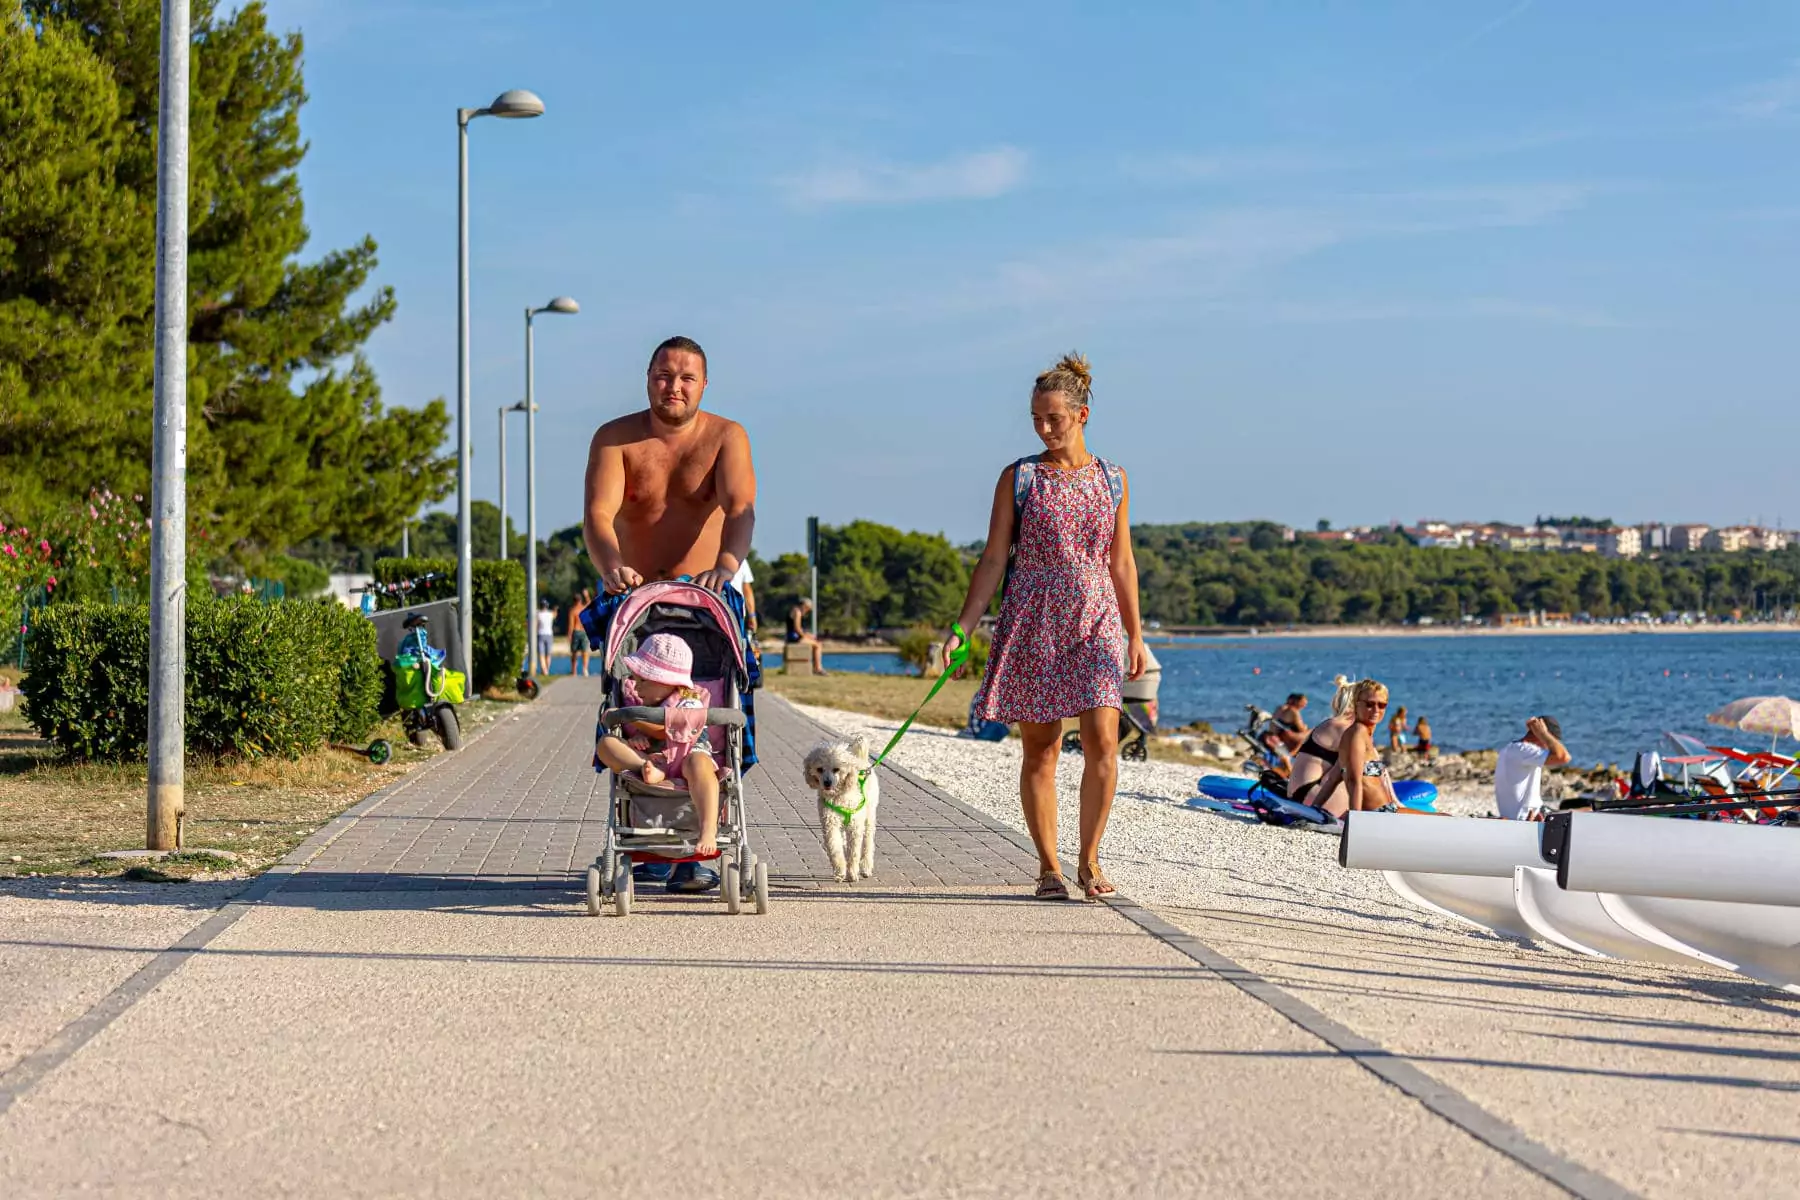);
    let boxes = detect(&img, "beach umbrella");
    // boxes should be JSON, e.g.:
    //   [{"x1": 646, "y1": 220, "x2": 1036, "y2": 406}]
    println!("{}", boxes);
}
[{"x1": 1705, "y1": 695, "x2": 1800, "y2": 750}]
